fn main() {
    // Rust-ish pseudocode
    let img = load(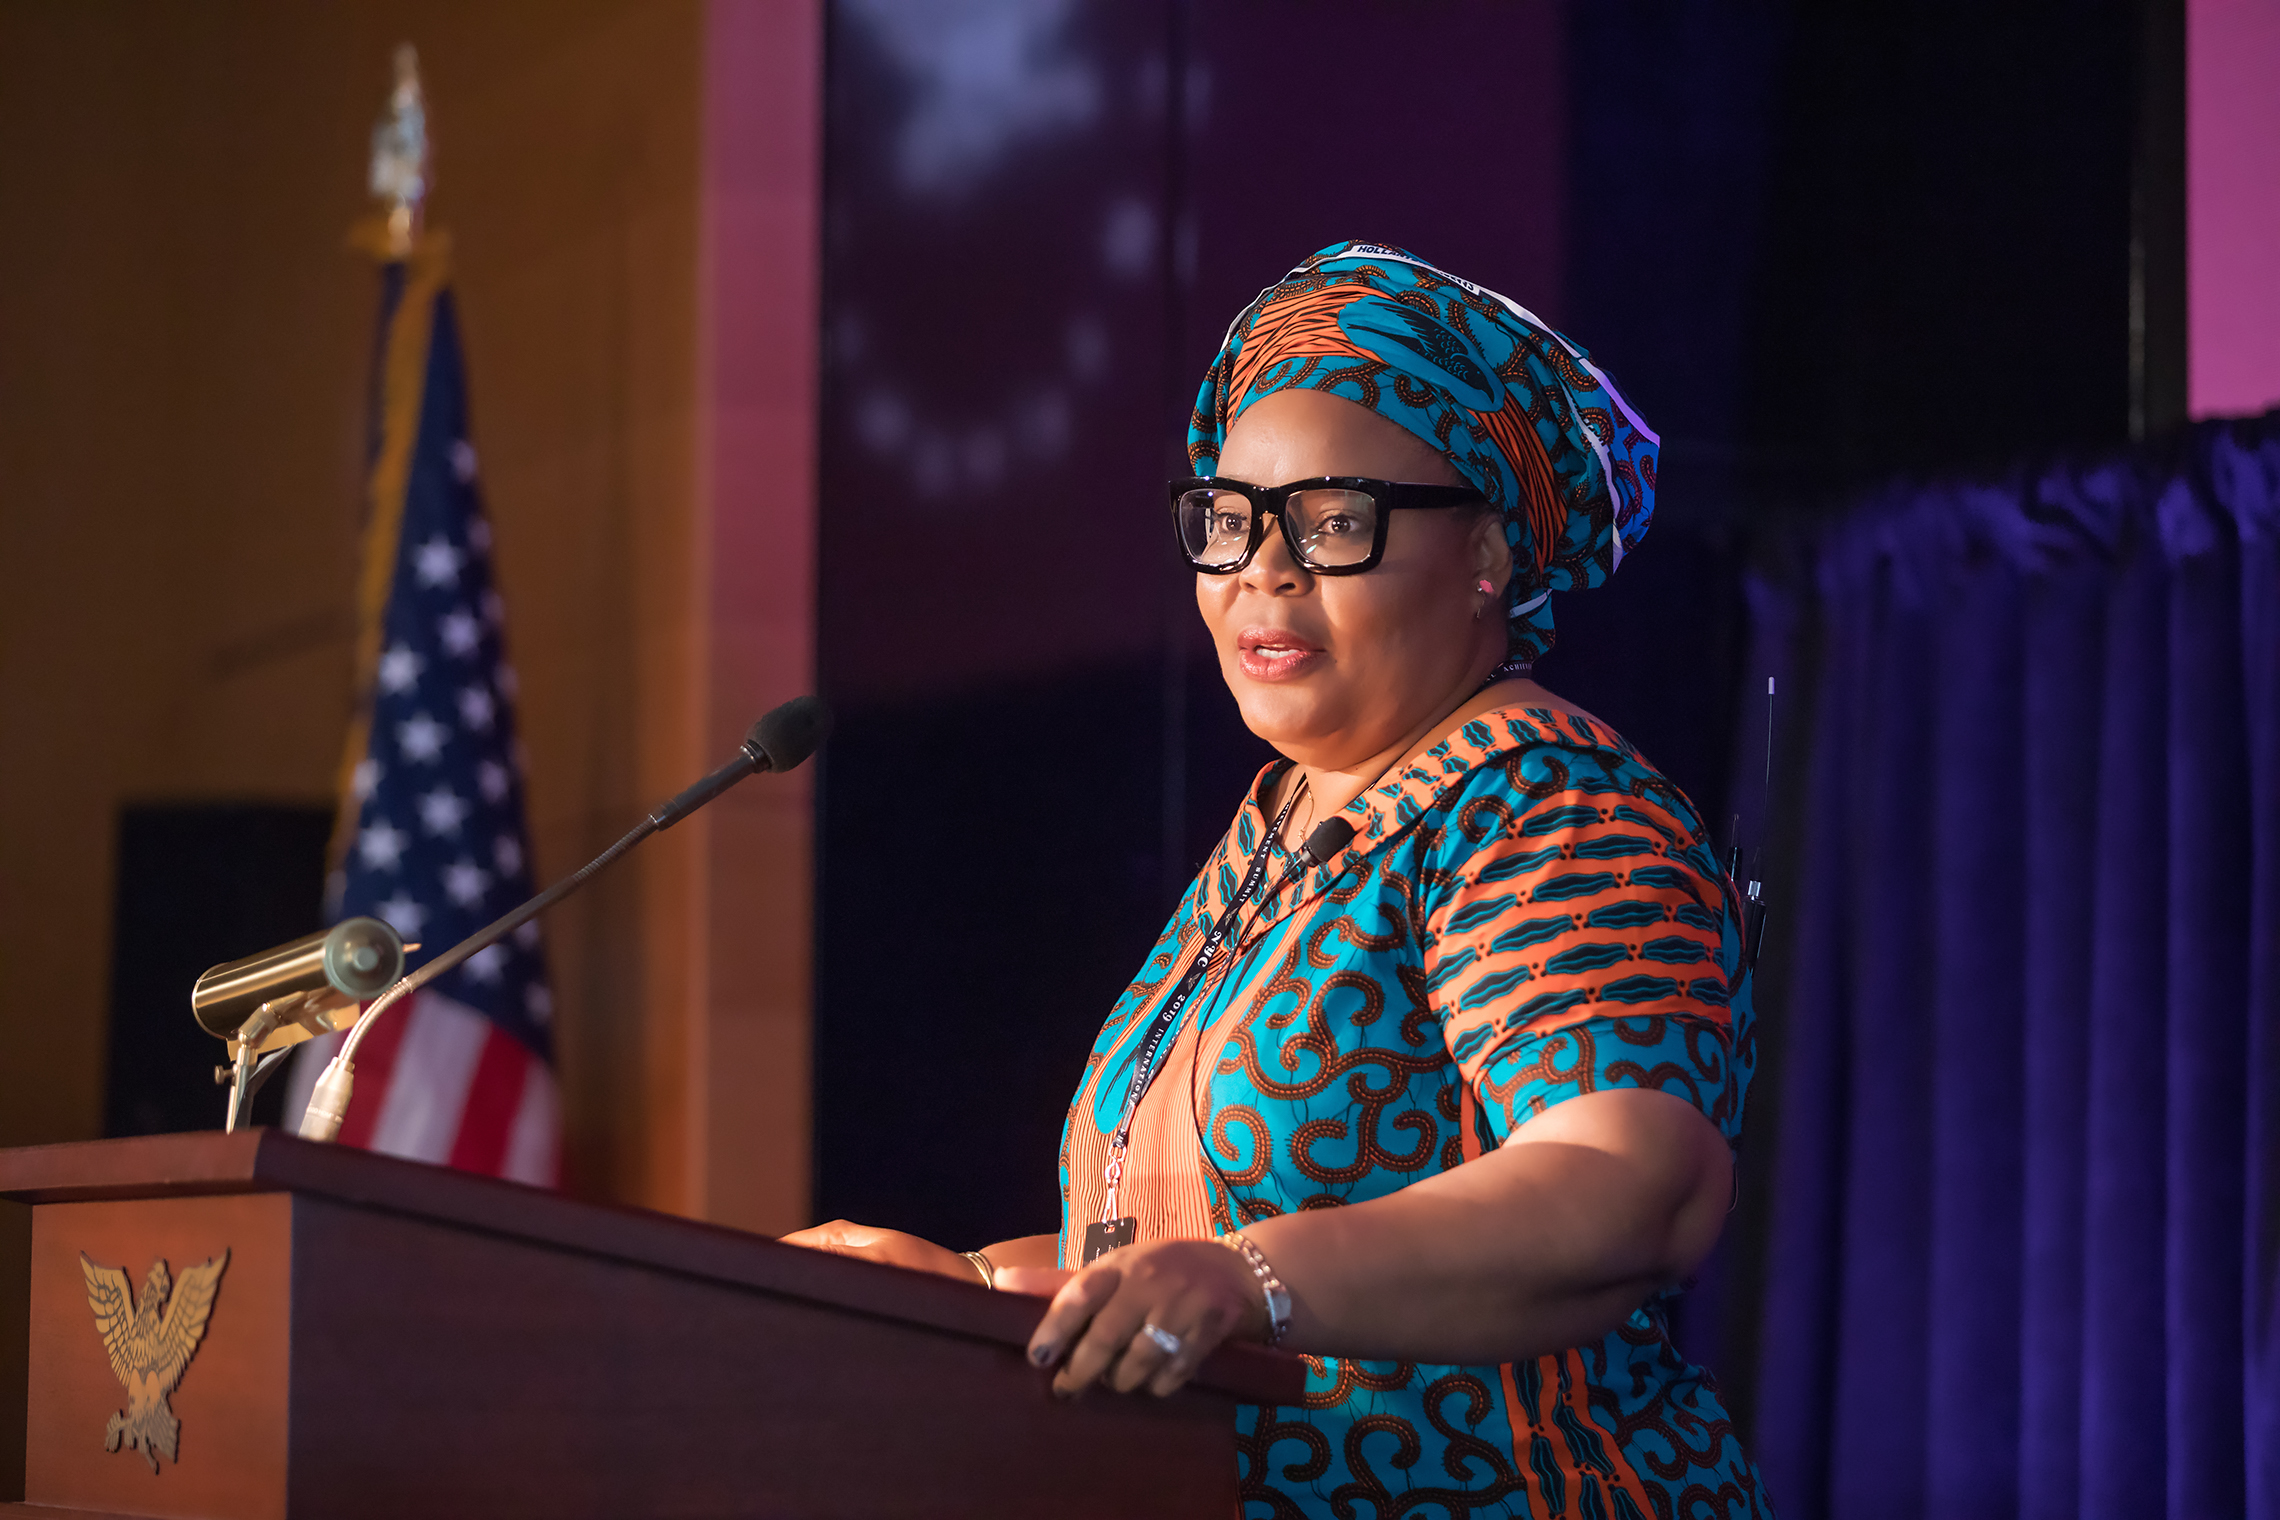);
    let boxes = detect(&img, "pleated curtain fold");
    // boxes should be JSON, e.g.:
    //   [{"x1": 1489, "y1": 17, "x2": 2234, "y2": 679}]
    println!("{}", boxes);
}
[{"x1": 1737, "y1": 412, "x2": 2280, "y2": 1520}]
